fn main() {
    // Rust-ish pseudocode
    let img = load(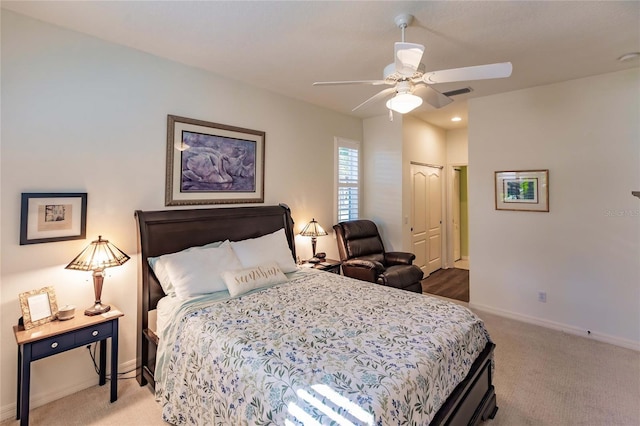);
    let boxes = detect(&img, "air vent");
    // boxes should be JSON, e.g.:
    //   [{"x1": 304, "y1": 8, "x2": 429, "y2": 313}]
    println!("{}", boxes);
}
[{"x1": 442, "y1": 87, "x2": 473, "y2": 97}]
